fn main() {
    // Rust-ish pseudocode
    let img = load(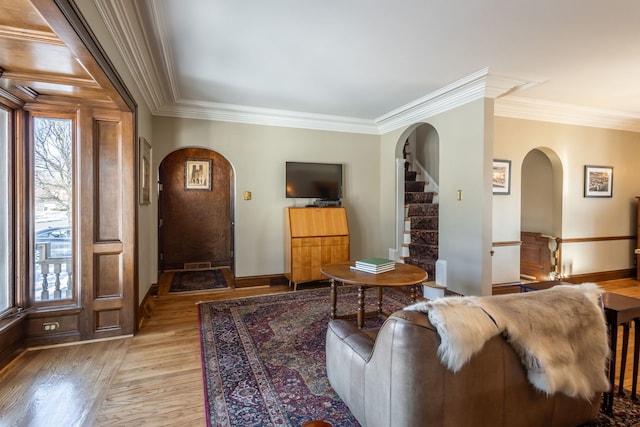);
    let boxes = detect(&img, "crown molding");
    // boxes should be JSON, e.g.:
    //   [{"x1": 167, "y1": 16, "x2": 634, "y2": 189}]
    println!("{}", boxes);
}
[
  {"x1": 98, "y1": 1, "x2": 640, "y2": 135},
  {"x1": 156, "y1": 101, "x2": 380, "y2": 134},
  {"x1": 375, "y1": 69, "x2": 531, "y2": 134},
  {"x1": 495, "y1": 97, "x2": 640, "y2": 133},
  {"x1": 95, "y1": 0, "x2": 169, "y2": 112}
]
